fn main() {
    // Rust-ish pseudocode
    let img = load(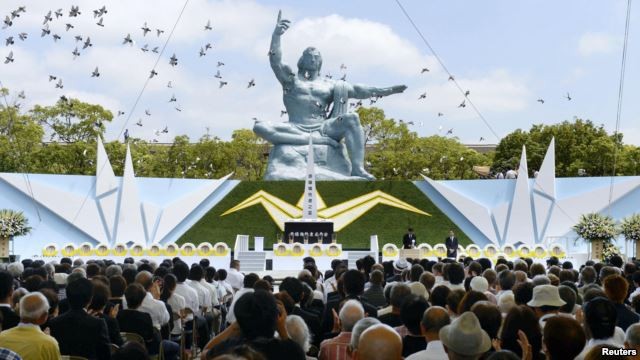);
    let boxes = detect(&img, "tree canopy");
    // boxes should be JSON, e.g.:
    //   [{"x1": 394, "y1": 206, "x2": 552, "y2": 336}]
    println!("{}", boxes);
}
[{"x1": 492, "y1": 119, "x2": 639, "y2": 177}]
